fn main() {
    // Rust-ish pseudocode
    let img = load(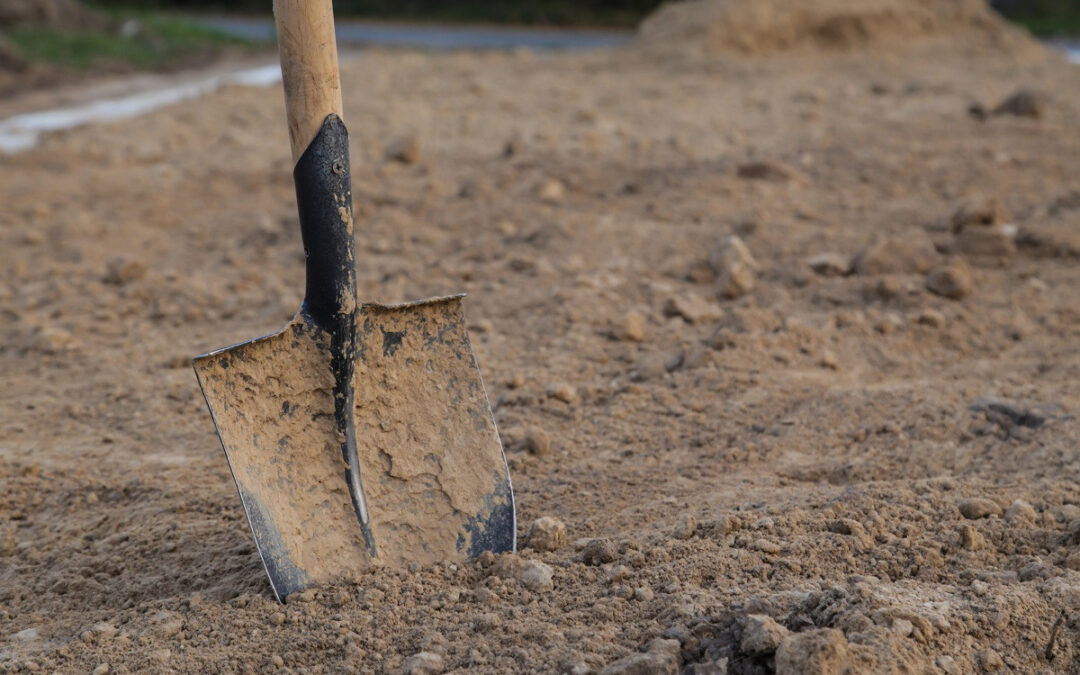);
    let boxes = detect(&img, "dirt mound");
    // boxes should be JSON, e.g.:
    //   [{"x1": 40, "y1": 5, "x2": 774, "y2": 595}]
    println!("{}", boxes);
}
[{"x1": 636, "y1": 0, "x2": 1037, "y2": 57}]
